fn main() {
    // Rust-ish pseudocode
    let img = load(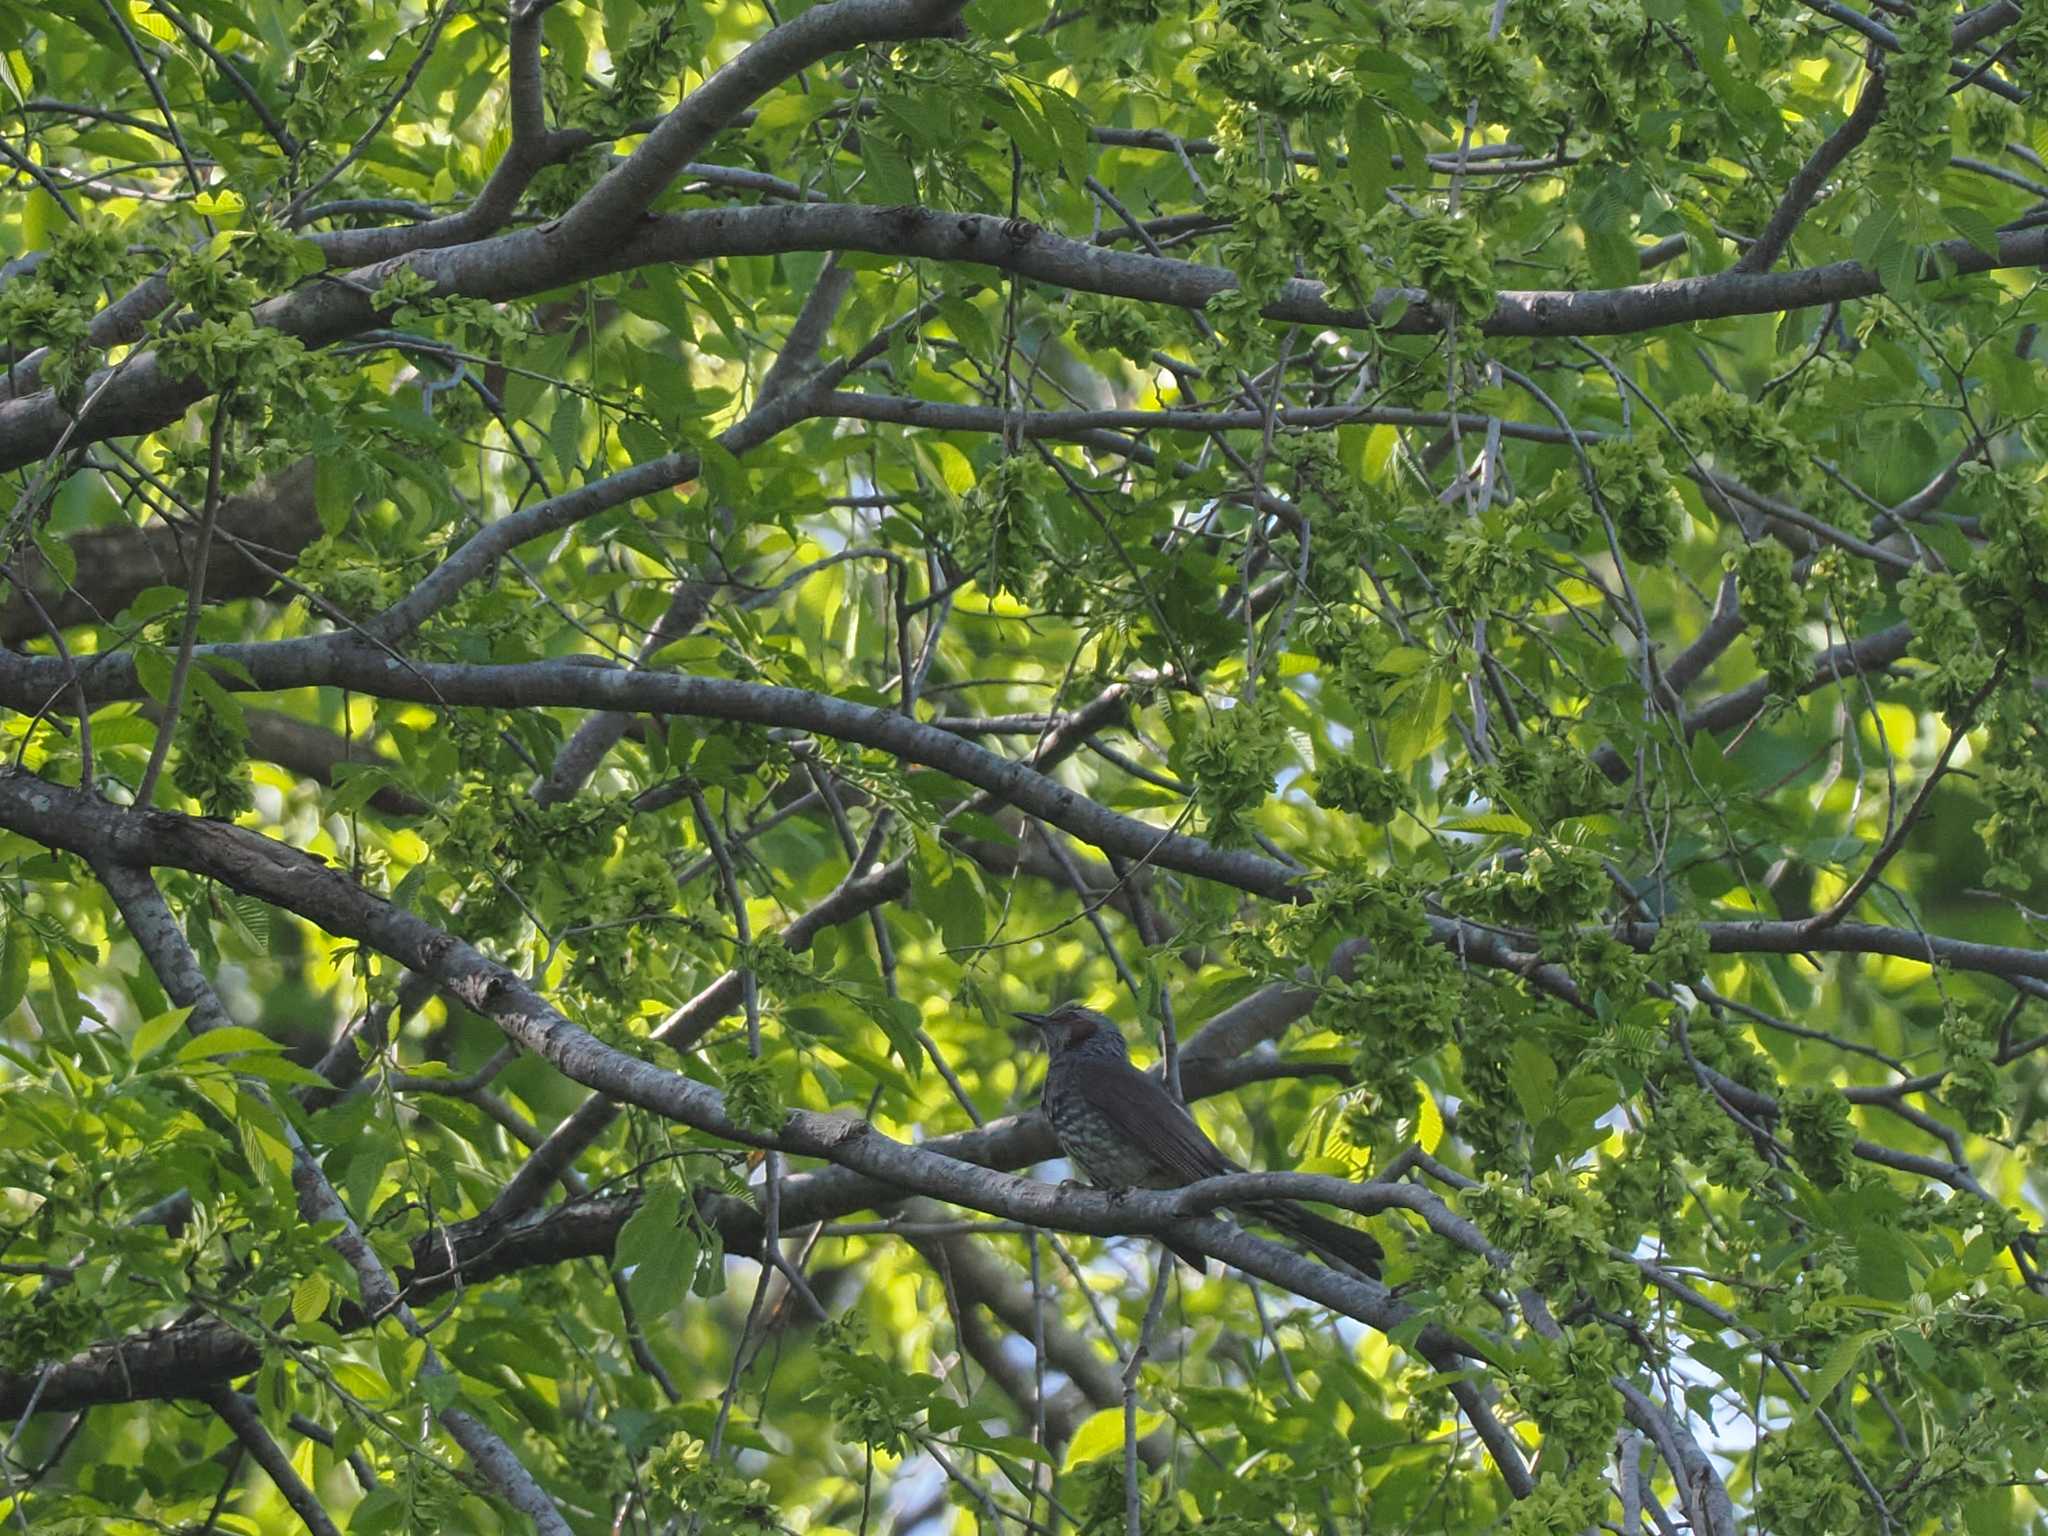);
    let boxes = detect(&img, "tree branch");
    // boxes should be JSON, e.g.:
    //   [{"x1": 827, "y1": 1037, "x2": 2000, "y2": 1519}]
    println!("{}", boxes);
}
[
  {"x1": 553, "y1": 0, "x2": 968, "y2": 242},
  {"x1": 1733, "y1": 63, "x2": 1887, "y2": 275},
  {"x1": 201, "y1": 1385, "x2": 344, "y2": 1536},
  {"x1": 8, "y1": 201, "x2": 2048, "y2": 473}
]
